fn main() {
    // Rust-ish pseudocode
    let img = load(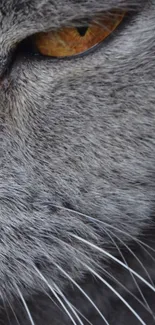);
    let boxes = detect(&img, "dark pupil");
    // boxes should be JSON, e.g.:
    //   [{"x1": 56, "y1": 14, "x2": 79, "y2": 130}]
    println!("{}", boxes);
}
[{"x1": 76, "y1": 26, "x2": 88, "y2": 36}]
